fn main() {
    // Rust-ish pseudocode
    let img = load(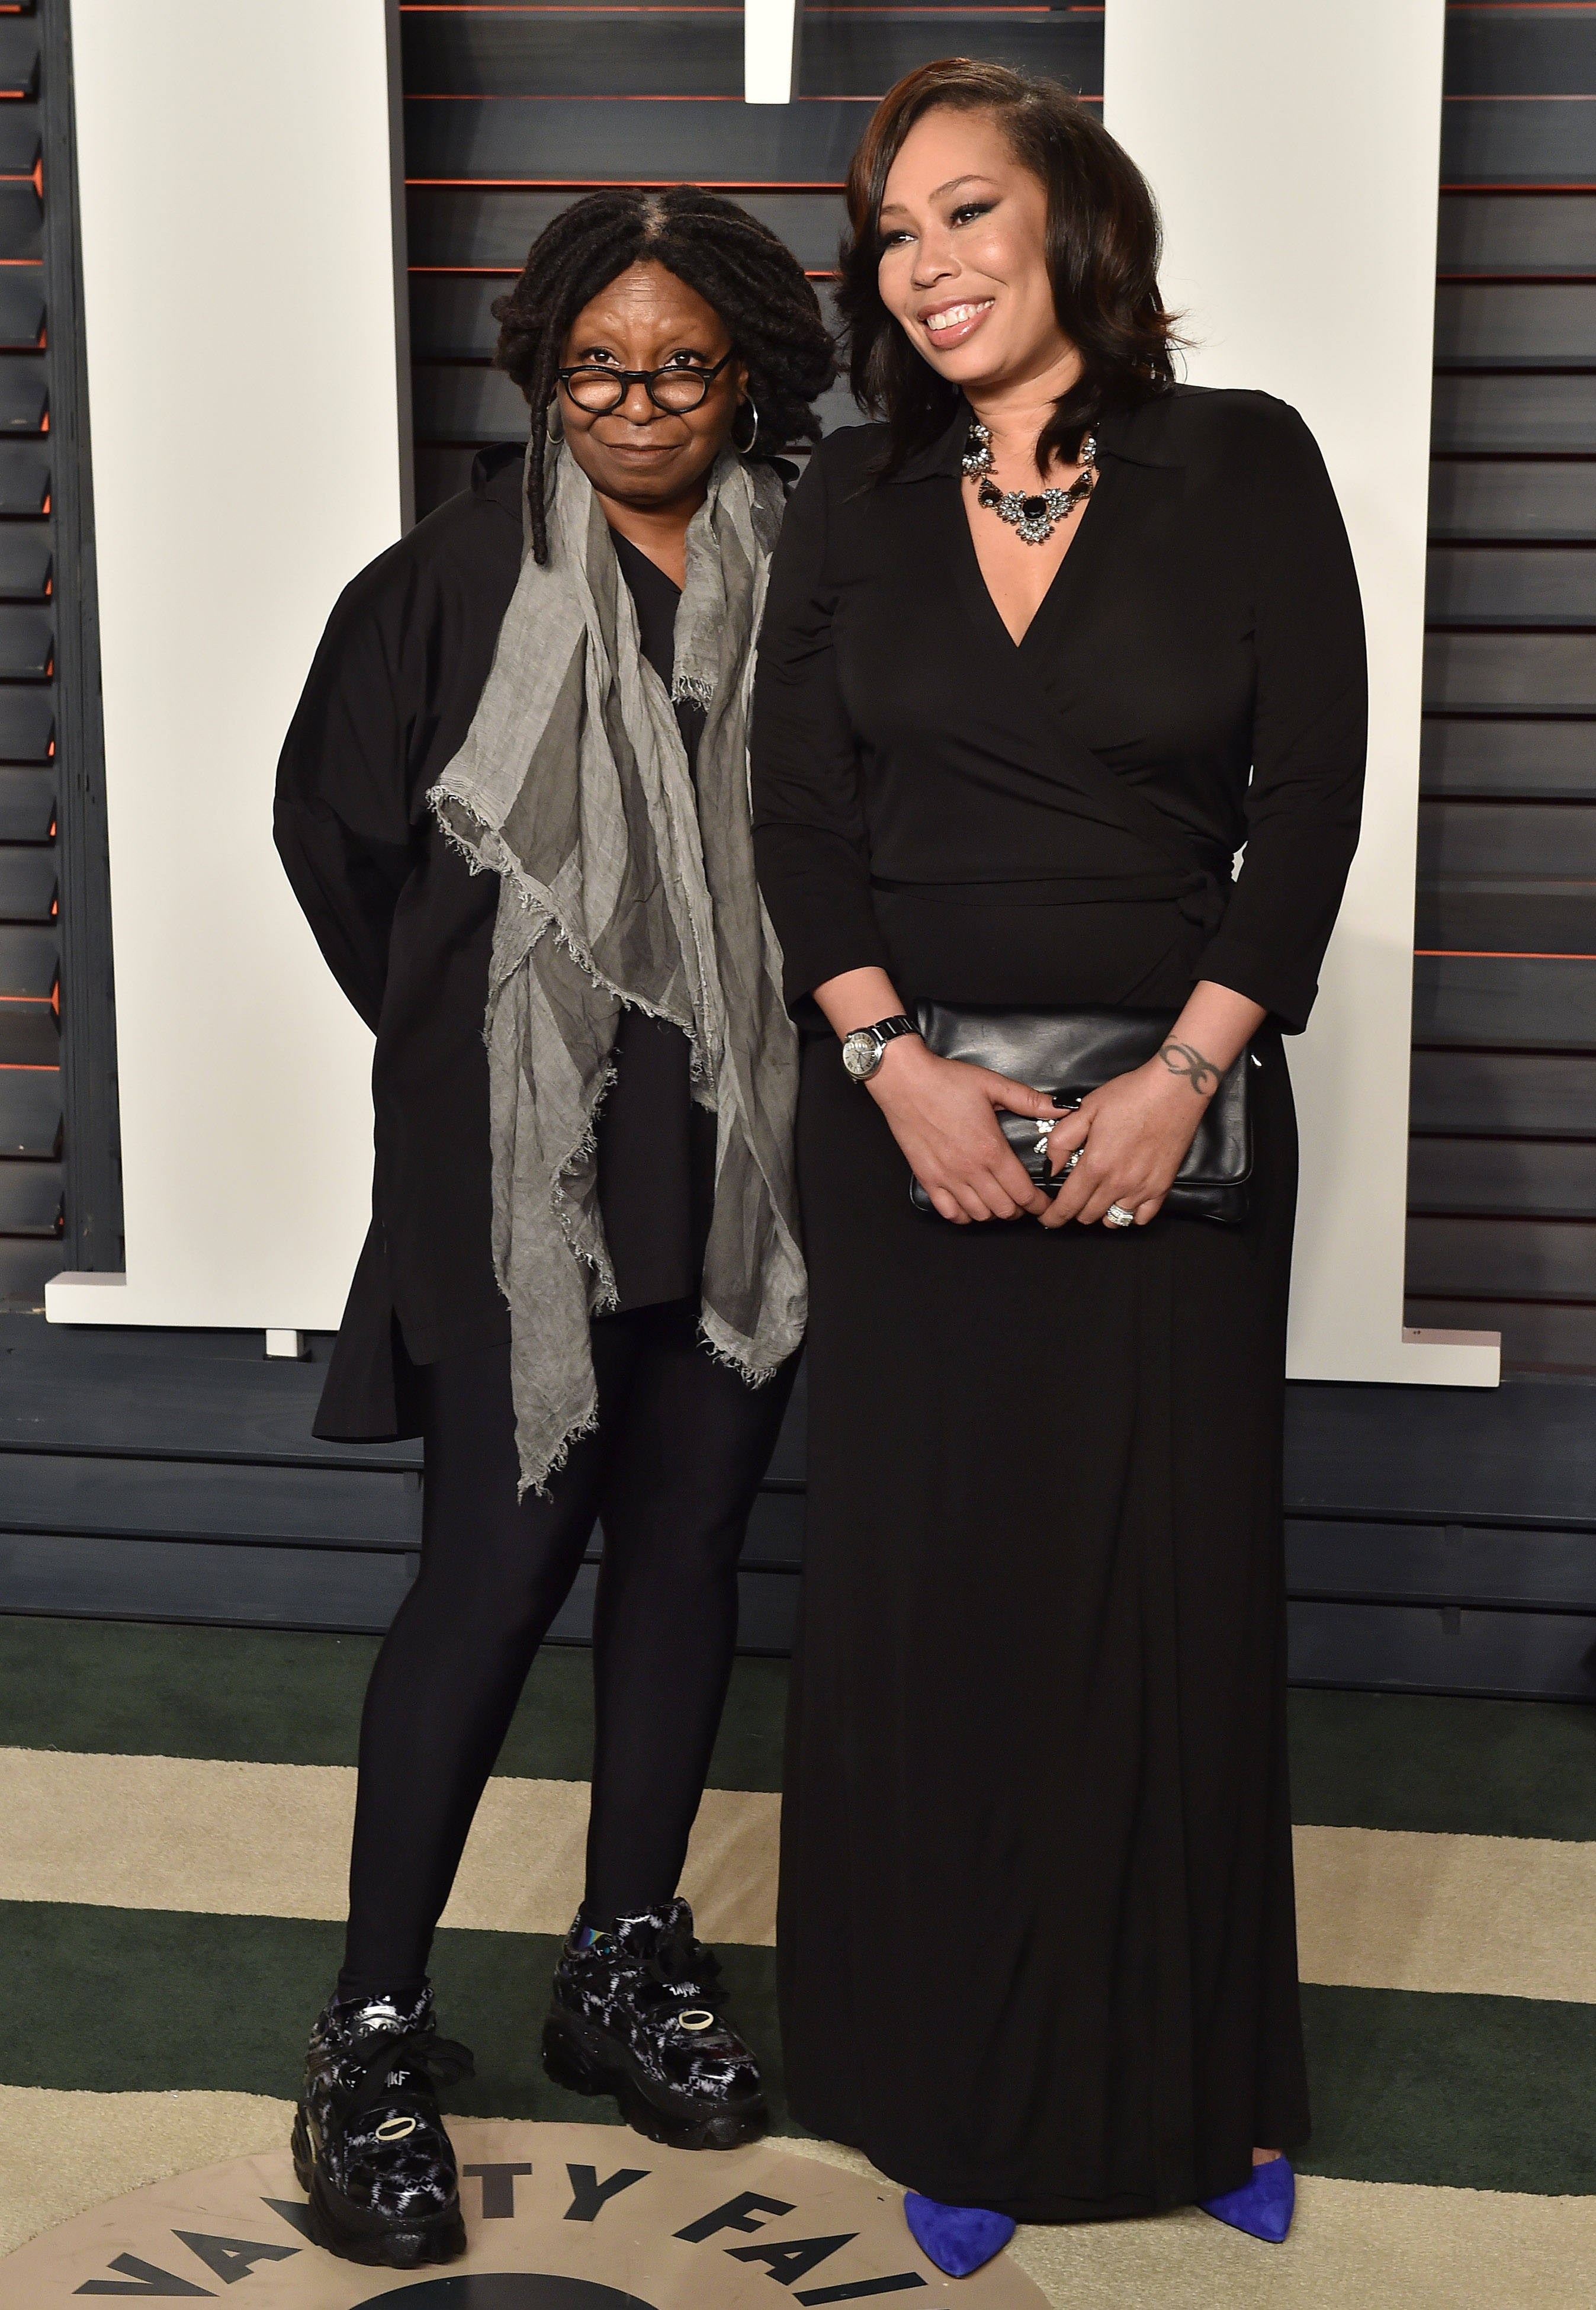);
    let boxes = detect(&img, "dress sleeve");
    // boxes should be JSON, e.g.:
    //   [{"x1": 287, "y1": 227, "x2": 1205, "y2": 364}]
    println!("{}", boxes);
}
[
  {"x1": 752, "y1": 453, "x2": 893, "y2": 1008},
  {"x1": 1193, "y1": 403, "x2": 1368, "y2": 1032},
  {"x1": 272, "y1": 567, "x2": 421, "y2": 1035}
]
